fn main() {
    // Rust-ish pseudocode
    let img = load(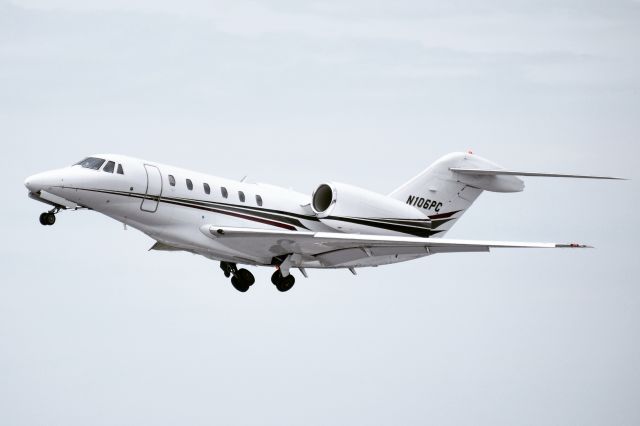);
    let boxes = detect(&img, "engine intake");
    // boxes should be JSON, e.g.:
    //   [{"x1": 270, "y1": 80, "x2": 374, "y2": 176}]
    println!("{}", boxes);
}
[{"x1": 312, "y1": 183, "x2": 336, "y2": 215}]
